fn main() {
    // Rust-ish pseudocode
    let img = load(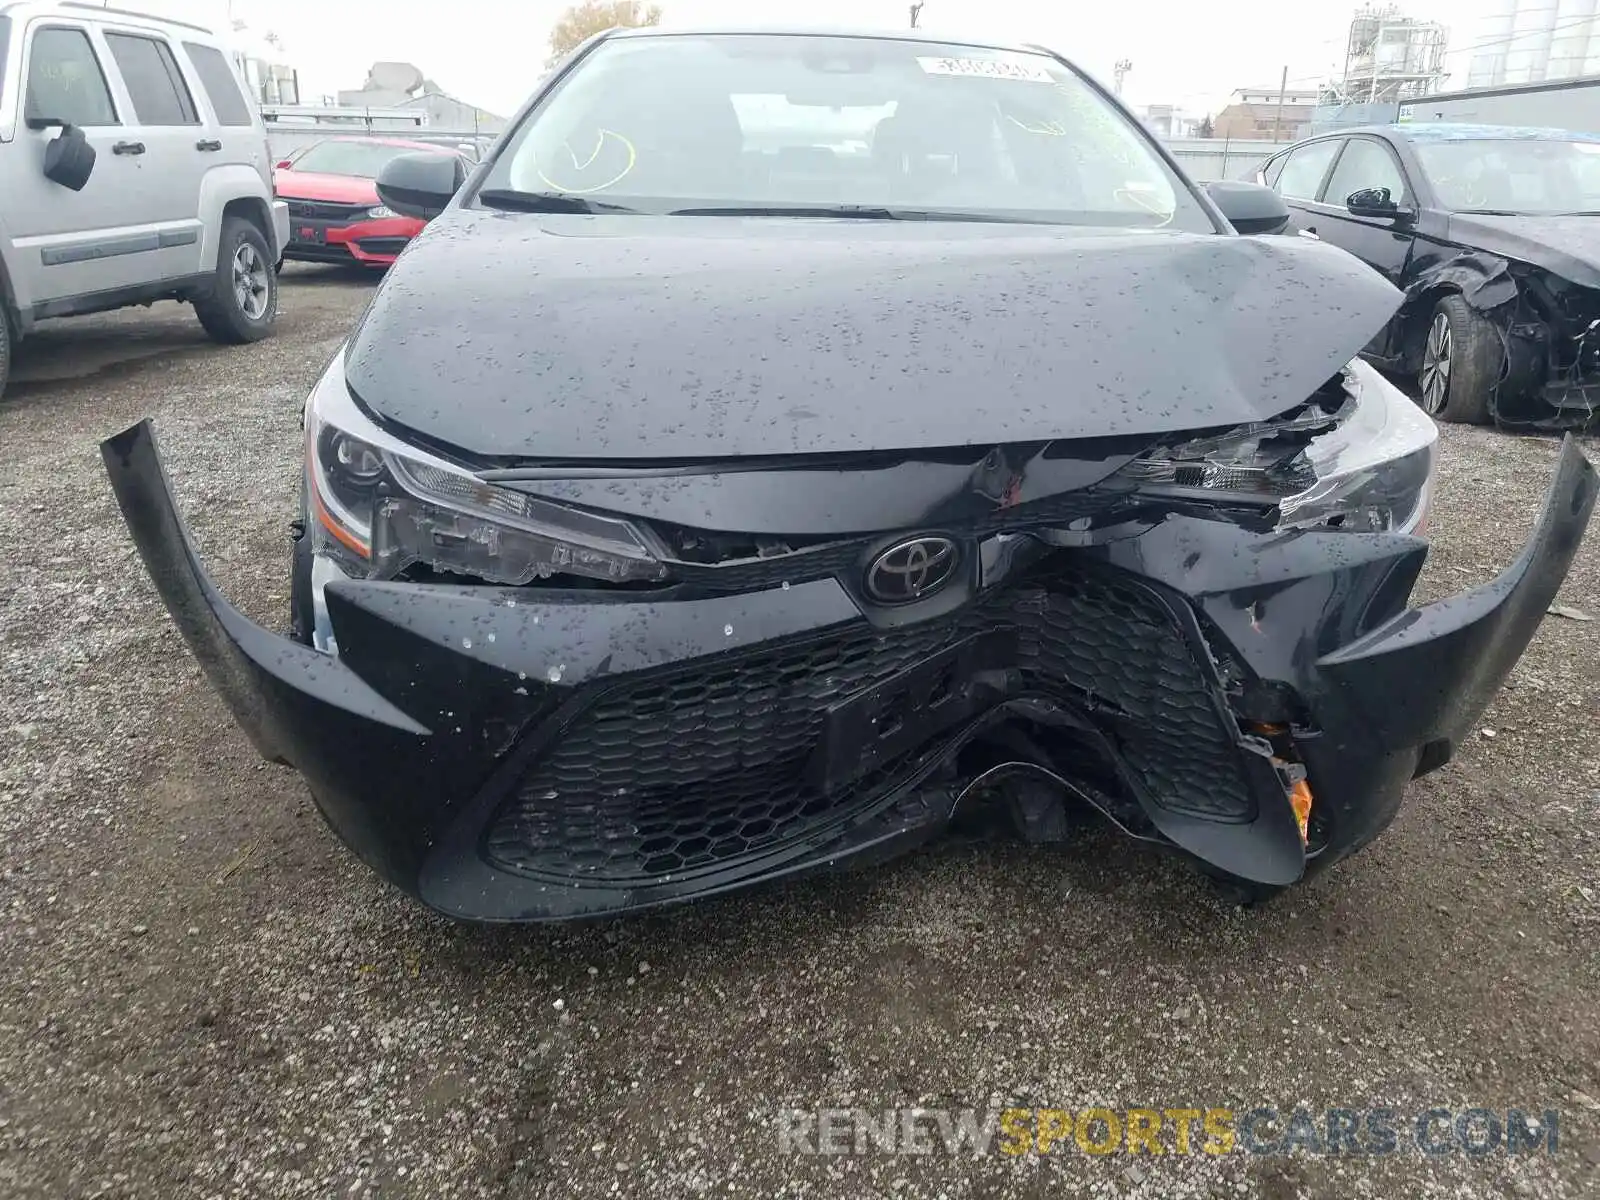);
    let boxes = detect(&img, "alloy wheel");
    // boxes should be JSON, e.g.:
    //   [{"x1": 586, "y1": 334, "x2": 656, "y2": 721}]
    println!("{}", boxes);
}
[
  {"x1": 1420, "y1": 311, "x2": 1452, "y2": 415},
  {"x1": 233, "y1": 243, "x2": 270, "y2": 322}
]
